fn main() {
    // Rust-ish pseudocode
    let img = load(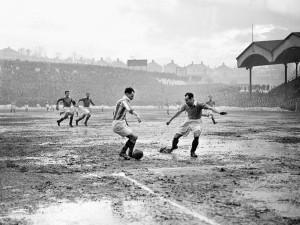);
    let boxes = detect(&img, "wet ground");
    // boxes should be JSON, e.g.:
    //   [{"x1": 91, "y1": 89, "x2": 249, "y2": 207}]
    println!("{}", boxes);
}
[{"x1": 0, "y1": 108, "x2": 299, "y2": 225}]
